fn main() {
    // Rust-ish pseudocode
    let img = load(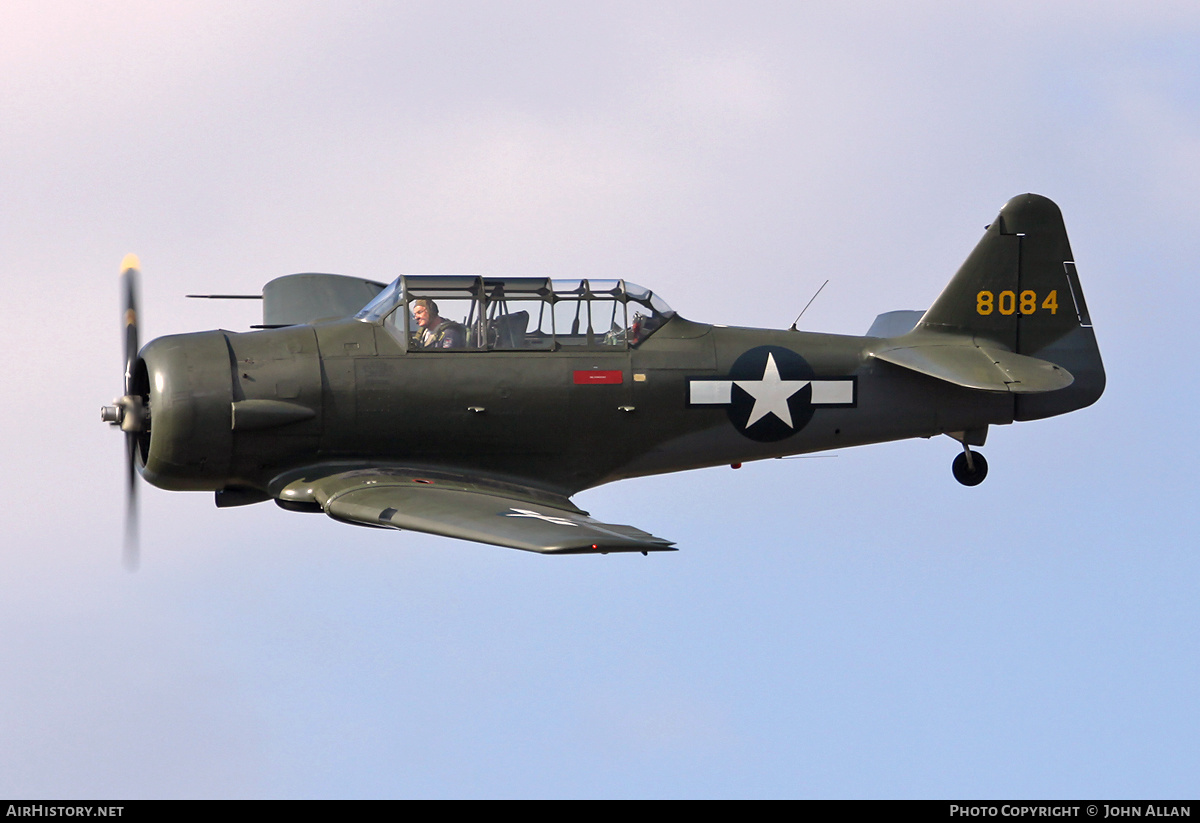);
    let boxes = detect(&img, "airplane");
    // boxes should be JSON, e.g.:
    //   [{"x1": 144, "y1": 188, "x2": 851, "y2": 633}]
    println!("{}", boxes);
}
[{"x1": 102, "y1": 193, "x2": 1103, "y2": 567}]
